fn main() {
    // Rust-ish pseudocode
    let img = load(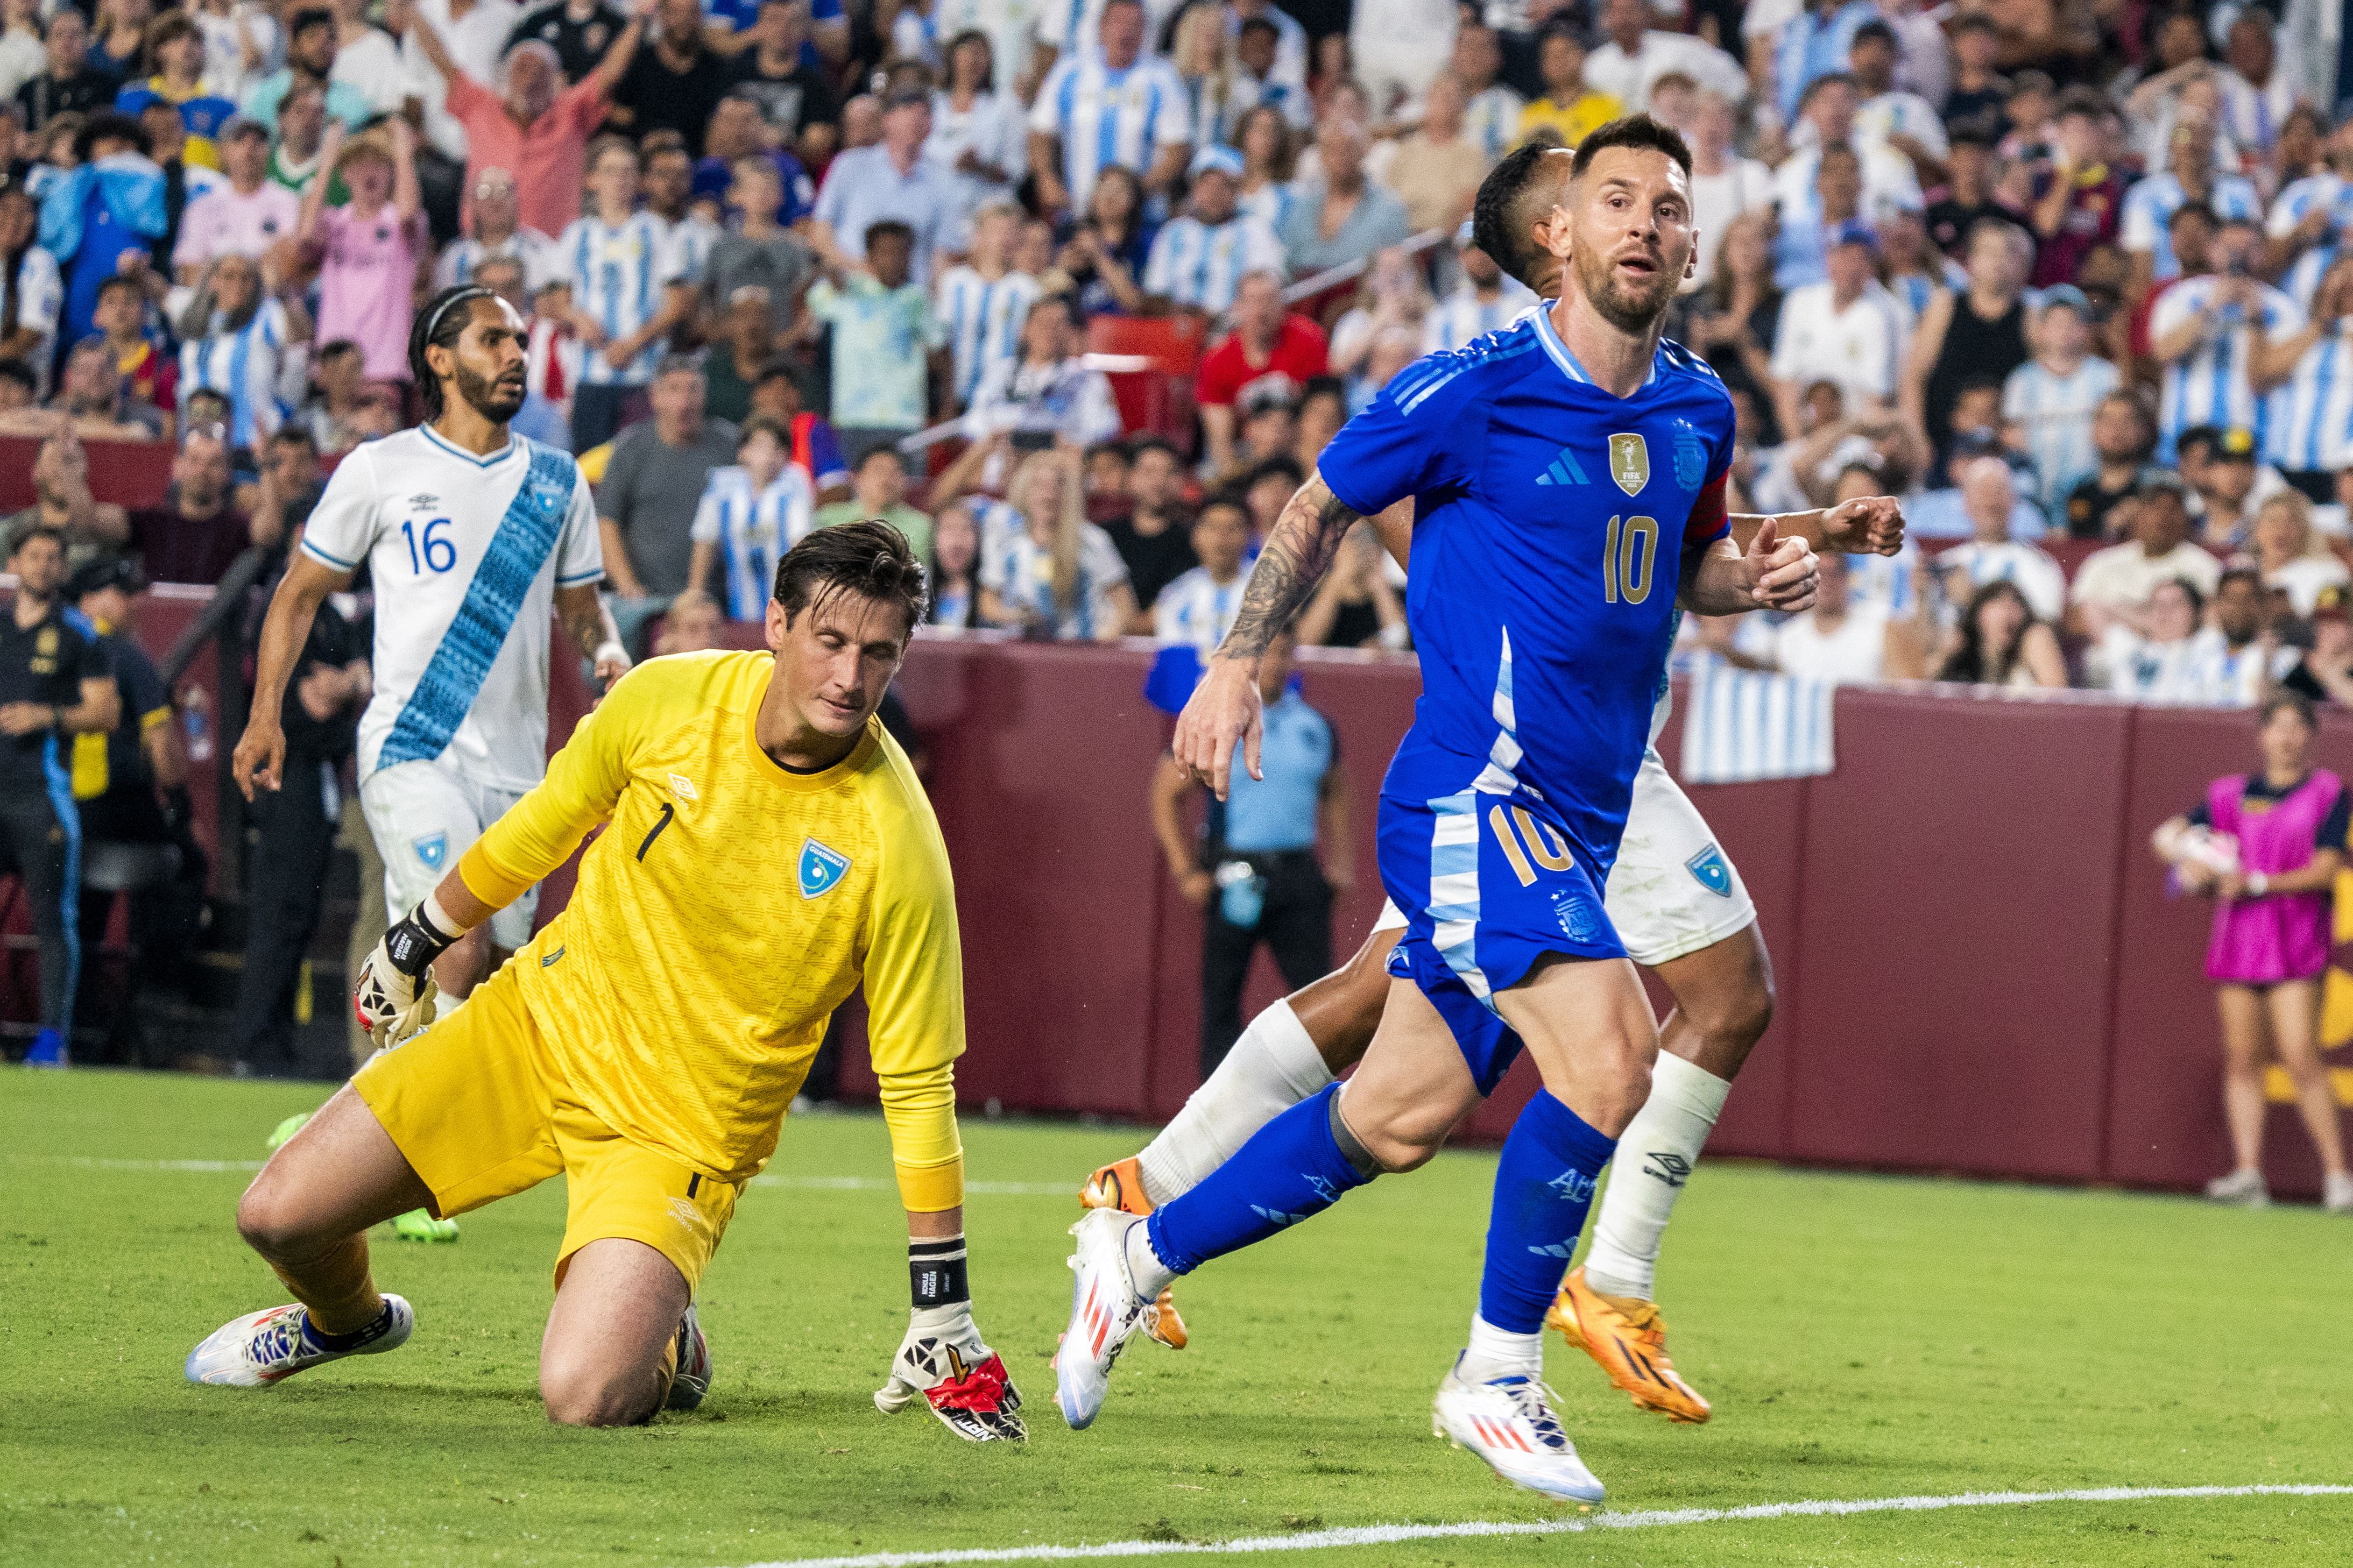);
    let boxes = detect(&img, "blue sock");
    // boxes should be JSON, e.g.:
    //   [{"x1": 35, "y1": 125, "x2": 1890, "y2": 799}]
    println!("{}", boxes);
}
[
  {"x1": 1479, "y1": 1090, "x2": 1617, "y2": 1333},
  {"x1": 1147, "y1": 1083, "x2": 1373, "y2": 1274}
]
